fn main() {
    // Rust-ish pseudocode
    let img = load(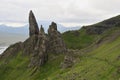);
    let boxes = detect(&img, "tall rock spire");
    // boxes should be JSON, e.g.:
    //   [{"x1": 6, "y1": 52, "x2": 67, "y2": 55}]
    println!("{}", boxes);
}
[
  {"x1": 29, "y1": 10, "x2": 39, "y2": 37},
  {"x1": 29, "y1": 26, "x2": 48, "y2": 67}
]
